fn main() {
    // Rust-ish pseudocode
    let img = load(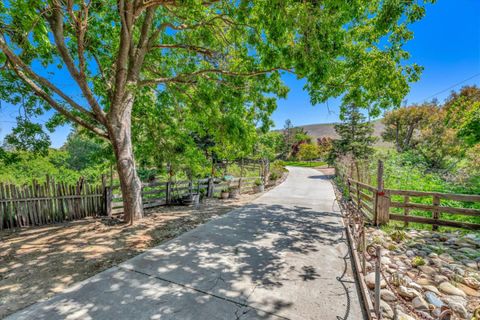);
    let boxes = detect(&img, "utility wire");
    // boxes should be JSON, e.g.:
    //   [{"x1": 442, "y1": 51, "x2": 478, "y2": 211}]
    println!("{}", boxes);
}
[{"x1": 420, "y1": 72, "x2": 480, "y2": 102}]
